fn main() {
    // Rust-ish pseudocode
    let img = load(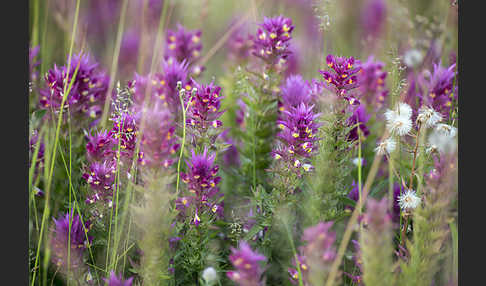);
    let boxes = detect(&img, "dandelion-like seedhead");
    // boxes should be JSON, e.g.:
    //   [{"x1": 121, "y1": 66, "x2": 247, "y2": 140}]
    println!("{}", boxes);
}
[
  {"x1": 384, "y1": 102, "x2": 413, "y2": 136},
  {"x1": 417, "y1": 105, "x2": 442, "y2": 128},
  {"x1": 397, "y1": 189, "x2": 421, "y2": 211},
  {"x1": 375, "y1": 137, "x2": 396, "y2": 155}
]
